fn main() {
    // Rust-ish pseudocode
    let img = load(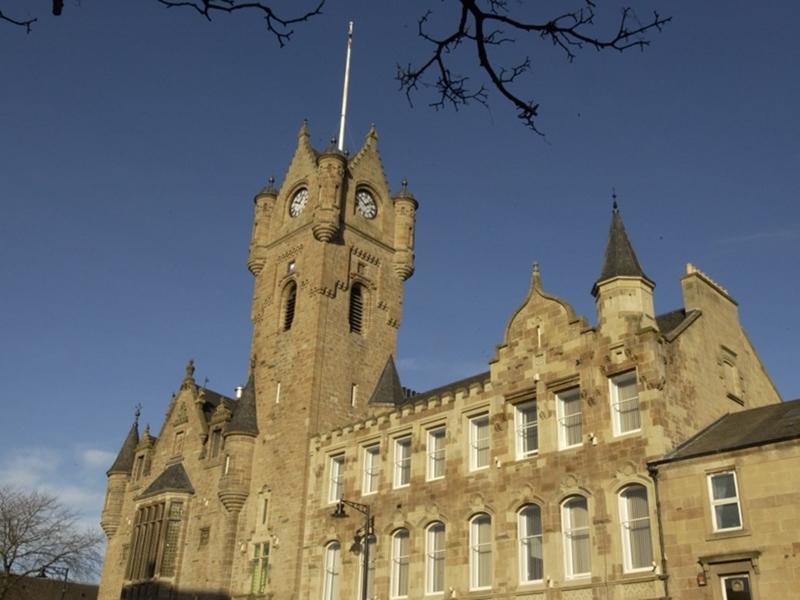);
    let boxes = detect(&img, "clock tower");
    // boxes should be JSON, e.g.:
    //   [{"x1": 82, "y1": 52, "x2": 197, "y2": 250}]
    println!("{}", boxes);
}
[{"x1": 236, "y1": 121, "x2": 417, "y2": 596}]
